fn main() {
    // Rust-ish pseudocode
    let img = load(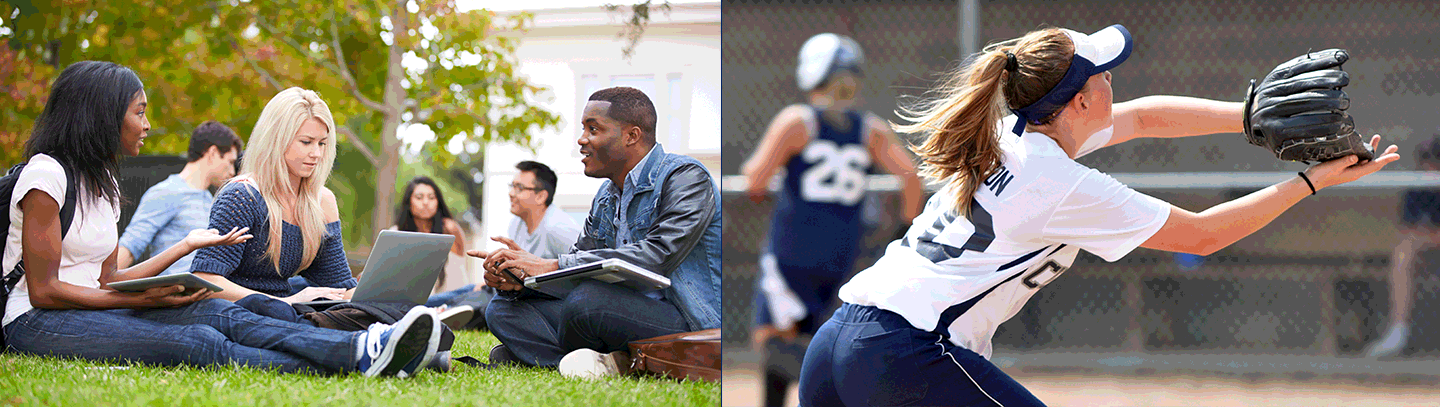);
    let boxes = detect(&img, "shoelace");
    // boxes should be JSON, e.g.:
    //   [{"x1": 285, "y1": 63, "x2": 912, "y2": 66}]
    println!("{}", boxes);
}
[{"x1": 365, "y1": 324, "x2": 389, "y2": 359}]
